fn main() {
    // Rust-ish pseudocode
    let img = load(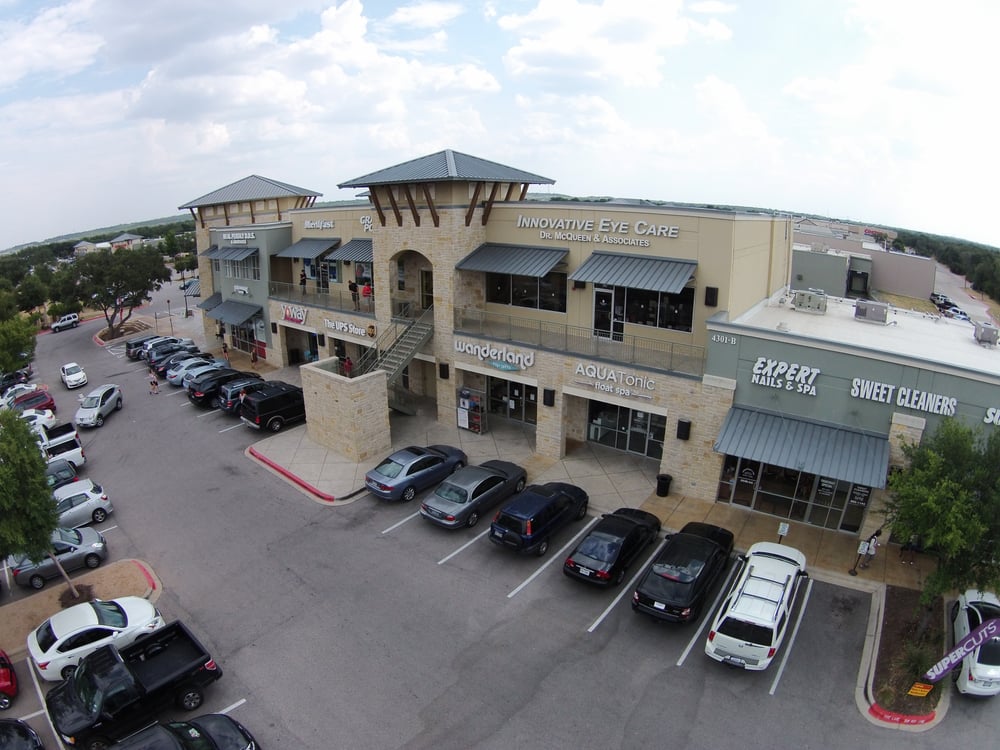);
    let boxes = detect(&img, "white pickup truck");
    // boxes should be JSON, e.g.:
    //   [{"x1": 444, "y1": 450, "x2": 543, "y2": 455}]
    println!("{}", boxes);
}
[{"x1": 33, "y1": 423, "x2": 87, "y2": 470}]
